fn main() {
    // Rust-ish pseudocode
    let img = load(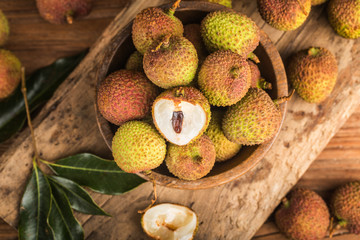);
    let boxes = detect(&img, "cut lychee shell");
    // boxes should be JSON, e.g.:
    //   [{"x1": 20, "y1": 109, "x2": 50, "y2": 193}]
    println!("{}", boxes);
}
[
  {"x1": 152, "y1": 87, "x2": 211, "y2": 146},
  {"x1": 141, "y1": 203, "x2": 198, "y2": 240}
]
